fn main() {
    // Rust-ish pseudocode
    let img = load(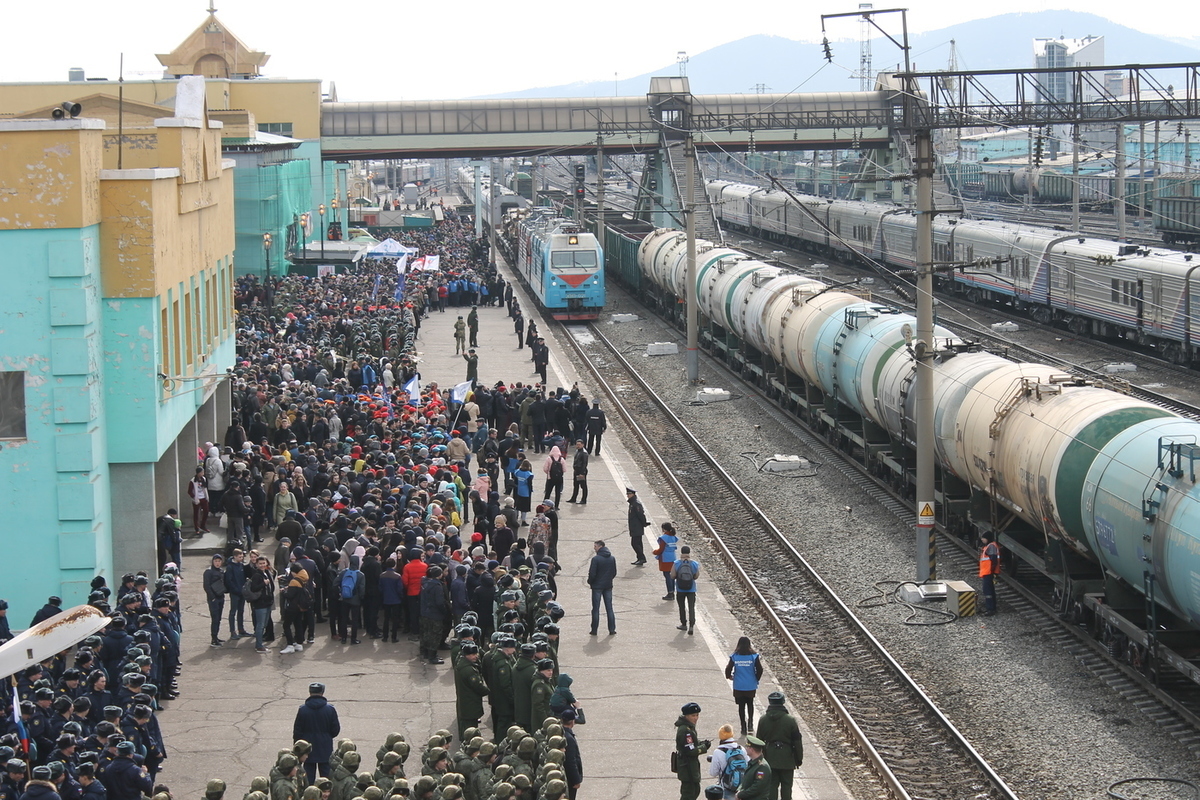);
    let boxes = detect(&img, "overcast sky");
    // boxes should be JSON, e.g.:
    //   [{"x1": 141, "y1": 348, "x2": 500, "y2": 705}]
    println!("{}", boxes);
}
[{"x1": 3, "y1": 0, "x2": 1193, "y2": 101}]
